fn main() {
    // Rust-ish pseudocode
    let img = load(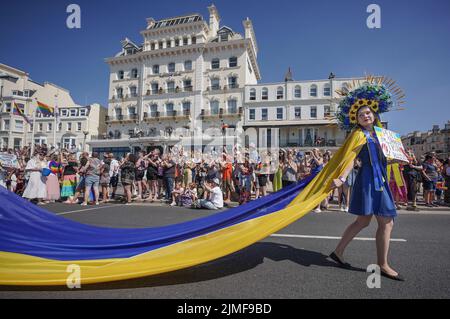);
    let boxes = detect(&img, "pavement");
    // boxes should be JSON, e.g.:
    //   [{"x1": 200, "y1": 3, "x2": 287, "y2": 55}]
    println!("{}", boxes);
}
[{"x1": 1, "y1": 200, "x2": 450, "y2": 299}]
